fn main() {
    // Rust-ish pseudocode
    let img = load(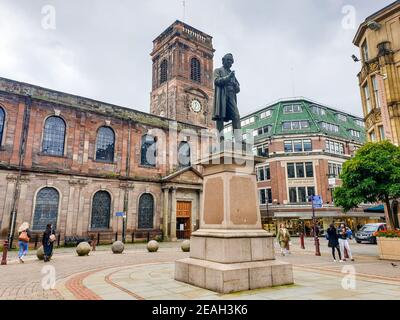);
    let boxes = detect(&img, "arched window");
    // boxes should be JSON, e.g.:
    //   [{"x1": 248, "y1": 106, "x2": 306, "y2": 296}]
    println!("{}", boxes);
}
[
  {"x1": 178, "y1": 141, "x2": 191, "y2": 167},
  {"x1": 138, "y1": 193, "x2": 154, "y2": 229},
  {"x1": 160, "y1": 59, "x2": 168, "y2": 85},
  {"x1": 42, "y1": 116, "x2": 66, "y2": 156},
  {"x1": 141, "y1": 134, "x2": 157, "y2": 167},
  {"x1": 0, "y1": 107, "x2": 5, "y2": 146},
  {"x1": 96, "y1": 127, "x2": 115, "y2": 162},
  {"x1": 190, "y1": 57, "x2": 201, "y2": 83},
  {"x1": 32, "y1": 187, "x2": 59, "y2": 231},
  {"x1": 91, "y1": 191, "x2": 111, "y2": 230}
]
